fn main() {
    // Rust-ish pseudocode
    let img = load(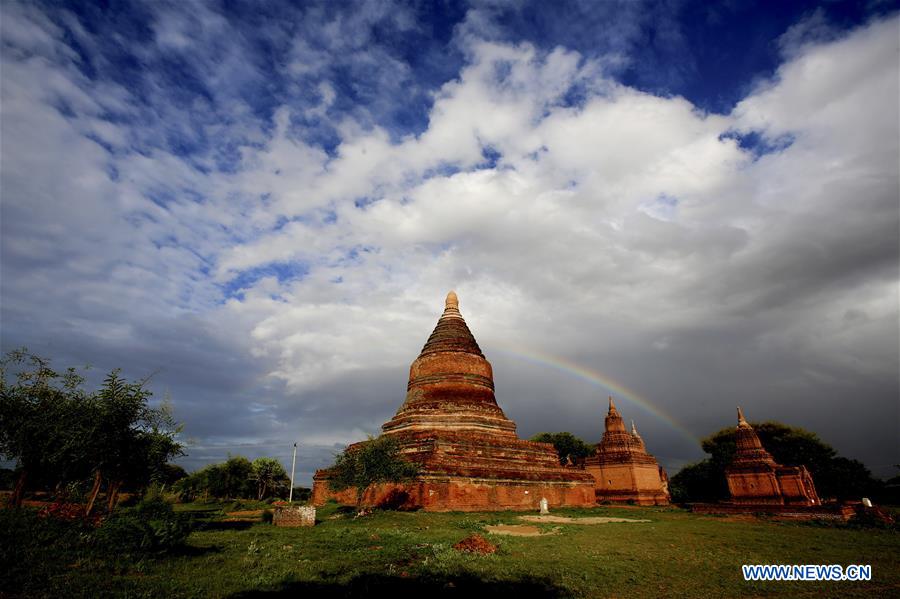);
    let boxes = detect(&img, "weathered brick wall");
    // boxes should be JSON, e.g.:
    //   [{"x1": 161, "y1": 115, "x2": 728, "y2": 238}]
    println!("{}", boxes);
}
[
  {"x1": 691, "y1": 502, "x2": 854, "y2": 520},
  {"x1": 273, "y1": 505, "x2": 316, "y2": 527},
  {"x1": 312, "y1": 477, "x2": 596, "y2": 511},
  {"x1": 726, "y1": 469, "x2": 784, "y2": 504},
  {"x1": 585, "y1": 461, "x2": 669, "y2": 505},
  {"x1": 775, "y1": 466, "x2": 820, "y2": 505}
]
